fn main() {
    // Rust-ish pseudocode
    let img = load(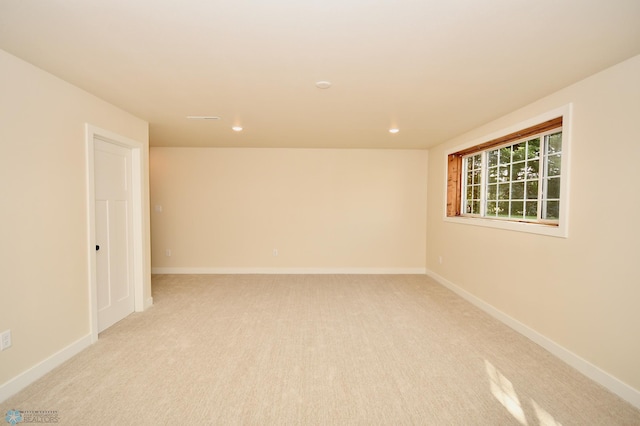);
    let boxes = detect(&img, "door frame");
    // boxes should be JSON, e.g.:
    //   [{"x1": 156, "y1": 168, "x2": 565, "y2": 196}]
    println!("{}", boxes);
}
[{"x1": 85, "y1": 124, "x2": 145, "y2": 343}]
